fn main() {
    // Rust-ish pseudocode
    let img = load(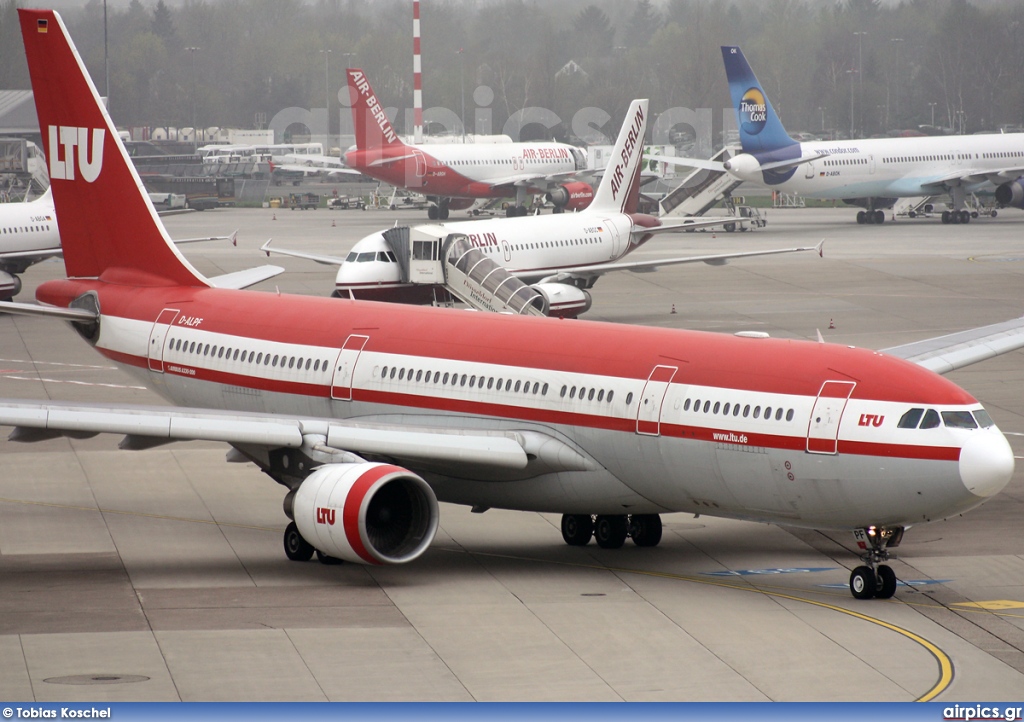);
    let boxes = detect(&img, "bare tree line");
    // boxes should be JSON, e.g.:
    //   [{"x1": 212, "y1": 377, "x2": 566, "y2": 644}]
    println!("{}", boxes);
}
[{"x1": 2, "y1": 0, "x2": 1023, "y2": 144}]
